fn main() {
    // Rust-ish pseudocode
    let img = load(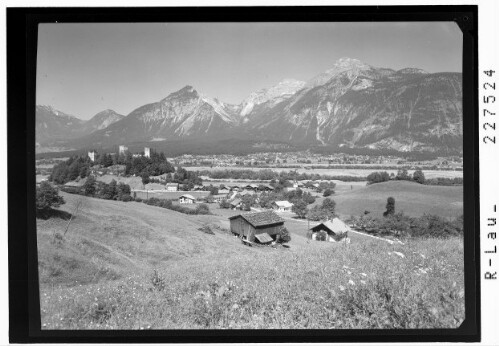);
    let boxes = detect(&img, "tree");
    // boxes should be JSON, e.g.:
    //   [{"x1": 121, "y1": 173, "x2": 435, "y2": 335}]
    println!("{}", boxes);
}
[
  {"x1": 413, "y1": 168, "x2": 426, "y2": 184},
  {"x1": 321, "y1": 198, "x2": 336, "y2": 217},
  {"x1": 117, "y1": 182, "x2": 131, "y2": 201},
  {"x1": 36, "y1": 181, "x2": 65, "y2": 215},
  {"x1": 292, "y1": 200, "x2": 308, "y2": 219},
  {"x1": 383, "y1": 197, "x2": 395, "y2": 217},
  {"x1": 83, "y1": 175, "x2": 96, "y2": 196},
  {"x1": 141, "y1": 172, "x2": 150, "y2": 185},
  {"x1": 396, "y1": 169, "x2": 410, "y2": 181}
]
